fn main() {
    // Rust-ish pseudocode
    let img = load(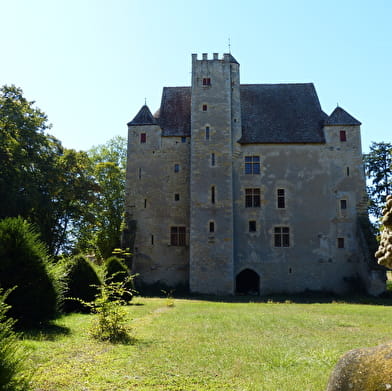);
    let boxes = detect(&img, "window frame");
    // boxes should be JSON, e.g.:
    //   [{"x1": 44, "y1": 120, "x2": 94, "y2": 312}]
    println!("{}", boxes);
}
[
  {"x1": 277, "y1": 188, "x2": 286, "y2": 209},
  {"x1": 249, "y1": 220, "x2": 257, "y2": 233},
  {"x1": 140, "y1": 133, "x2": 147, "y2": 143},
  {"x1": 339, "y1": 130, "x2": 347, "y2": 142},
  {"x1": 274, "y1": 226, "x2": 290, "y2": 247},
  {"x1": 202, "y1": 77, "x2": 211, "y2": 86},
  {"x1": 337, "y1": 237, "x2": 345, "y2": 249},
  {"x1": 245, "y1": 188, "x2": 261, "y2": 208},
  {"x1": 170, "y1": 226, "x2": 186, "y2": 246},
  {"x1": 245, "y1": 156, "x2": 260, "y2": 175}
]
